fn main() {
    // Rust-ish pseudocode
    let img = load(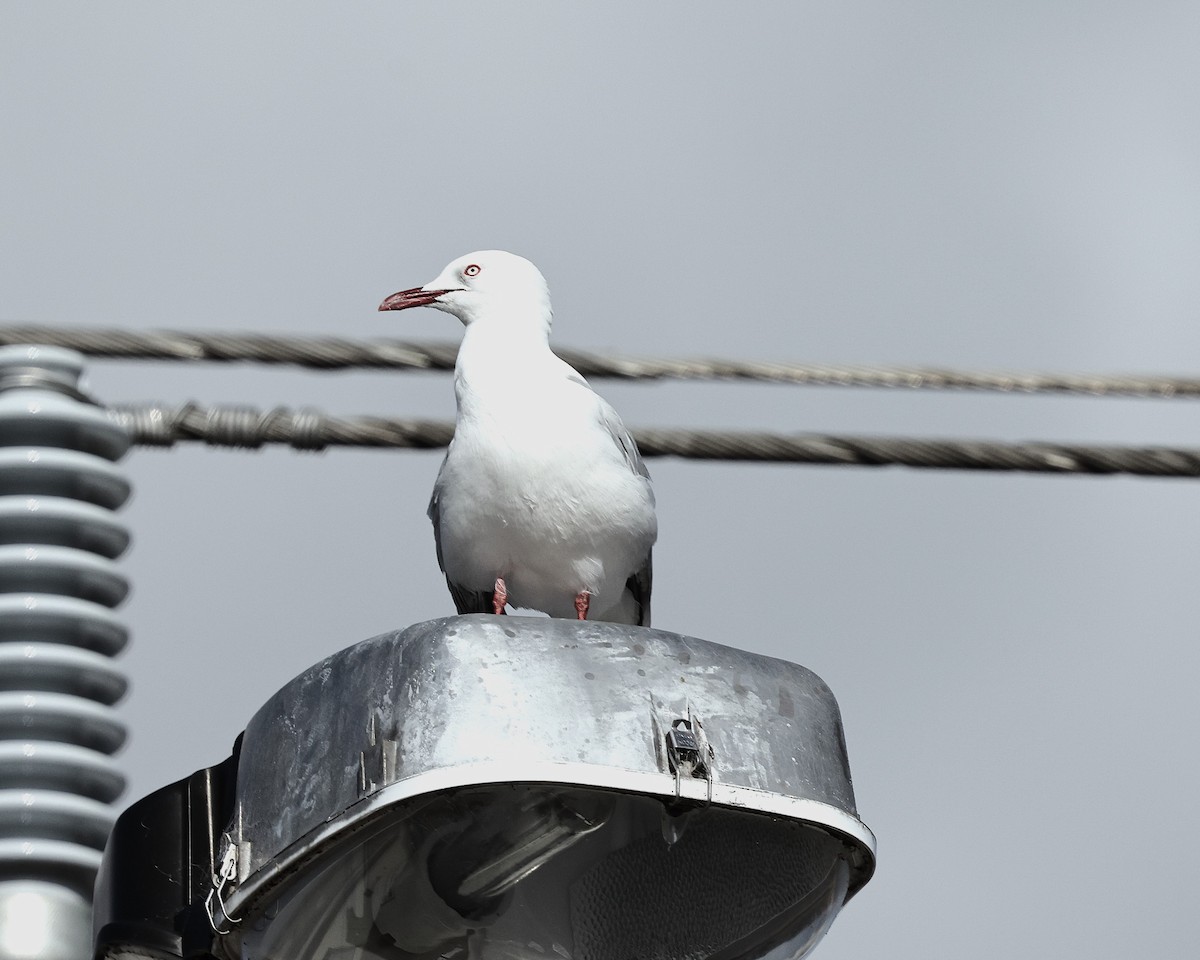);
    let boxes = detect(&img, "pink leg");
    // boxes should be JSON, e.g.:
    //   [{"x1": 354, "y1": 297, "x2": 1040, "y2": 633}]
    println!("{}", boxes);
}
[
  {"x1": 492, "y1": 577, "x2": 508, "y2": 616},
  {"x1": 574, "y1": 591, "x2": 590, "y2": 620}
]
